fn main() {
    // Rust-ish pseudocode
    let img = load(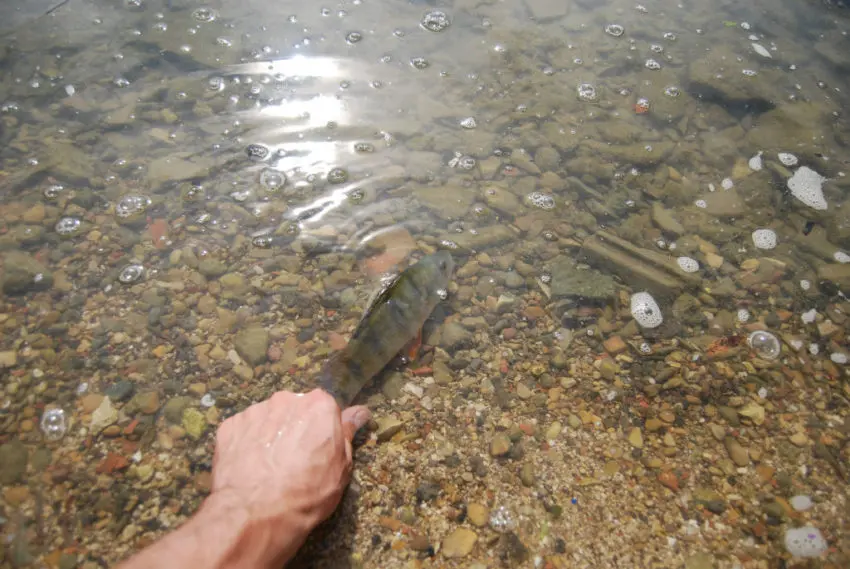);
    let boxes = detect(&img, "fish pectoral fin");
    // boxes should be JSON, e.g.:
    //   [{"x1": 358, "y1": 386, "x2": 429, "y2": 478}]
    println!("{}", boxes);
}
[{"x1": 402, "y1": 328, "x2": 423, "y2": 361}]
